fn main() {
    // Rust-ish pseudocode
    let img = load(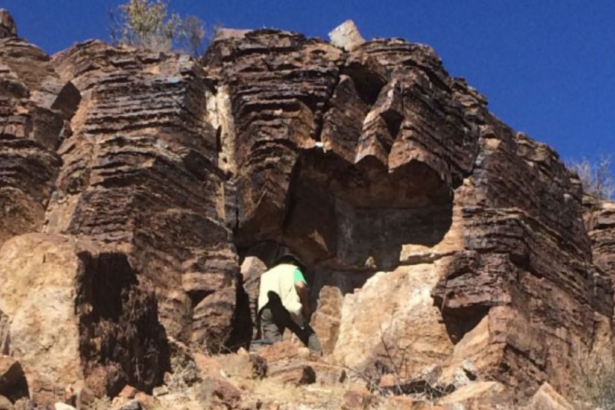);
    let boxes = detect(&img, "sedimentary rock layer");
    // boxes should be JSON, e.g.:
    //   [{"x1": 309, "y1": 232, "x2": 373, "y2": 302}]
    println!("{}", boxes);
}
[
  {"x1": 0, "y1": 11, "x2": 613, "y2": 402},
  {"x1": 204, "y1": 29, "x2": 613, "y2": 396}
]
